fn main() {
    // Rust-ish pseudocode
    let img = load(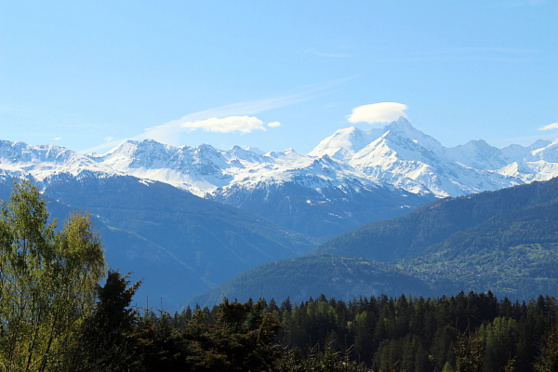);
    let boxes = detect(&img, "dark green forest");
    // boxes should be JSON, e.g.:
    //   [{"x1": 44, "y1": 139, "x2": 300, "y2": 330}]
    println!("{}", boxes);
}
[
  {"x1": 186, "y1": 254, "x2": 436, "y2": 309},
  {"x1": 317, "y1": 177, "x2": 558, "y2": 262},
  {"x1": 1, "y1": 181, "x2": 557, "y2": 371},
  {"x1": 71, "y1": 275, "x2": 558, "y2": 371}
]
